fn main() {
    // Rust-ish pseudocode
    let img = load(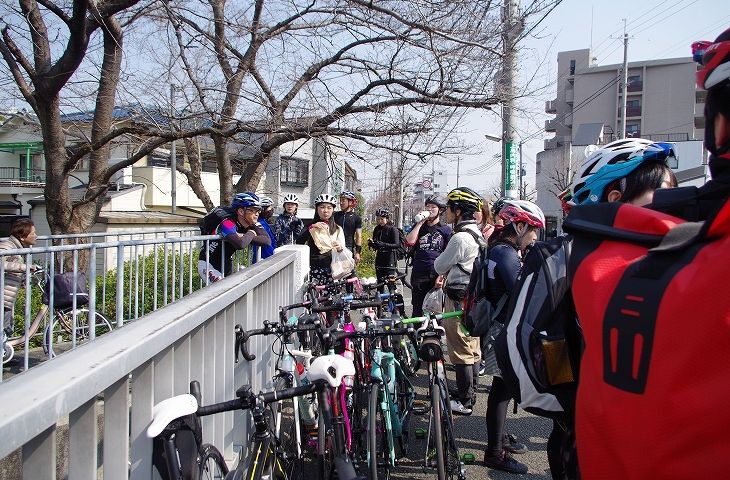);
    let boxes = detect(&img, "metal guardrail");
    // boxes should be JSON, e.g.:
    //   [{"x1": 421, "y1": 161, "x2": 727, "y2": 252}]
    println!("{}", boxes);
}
[
  {"x1": 0, "y1": 245, "x2": 309, "y2": 479},
  {"x1": 0, "y1": 167, "x2": 45, "y2": 183},
  {"x1": 1, "y1": 231, "x2": 253, "y2": 377}
]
